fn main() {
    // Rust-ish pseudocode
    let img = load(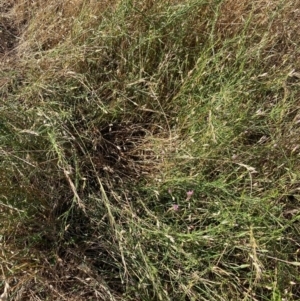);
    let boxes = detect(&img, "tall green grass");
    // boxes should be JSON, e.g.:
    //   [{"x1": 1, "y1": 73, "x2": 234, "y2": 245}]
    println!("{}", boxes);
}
[{"x1": 0, "y1": 0, "x2": 300, "y2": 300}]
